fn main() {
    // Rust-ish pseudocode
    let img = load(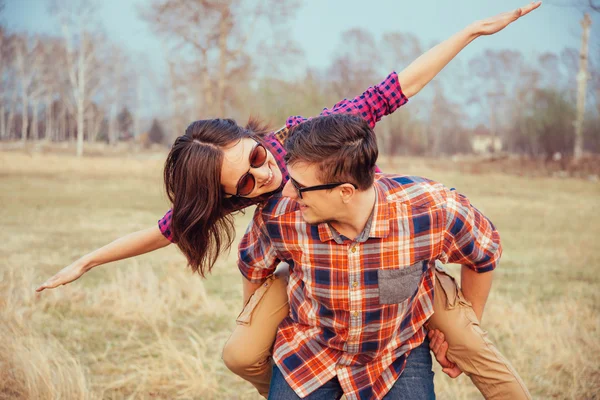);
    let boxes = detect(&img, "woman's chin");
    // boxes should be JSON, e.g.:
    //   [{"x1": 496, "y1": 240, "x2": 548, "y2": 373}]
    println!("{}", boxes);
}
[{"x1": 271, "y1": 168, "x2": 283, "y2": 189}]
